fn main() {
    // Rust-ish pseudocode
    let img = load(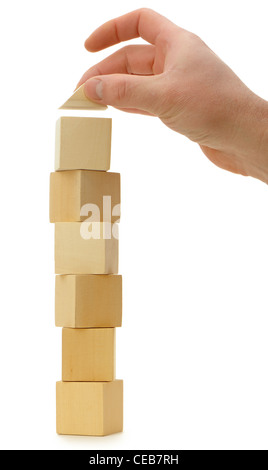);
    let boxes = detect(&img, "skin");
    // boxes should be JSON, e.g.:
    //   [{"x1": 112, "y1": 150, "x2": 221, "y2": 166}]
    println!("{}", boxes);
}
[{"x1": 77, "y1": 8, "x2": 268, "y2": 184}]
